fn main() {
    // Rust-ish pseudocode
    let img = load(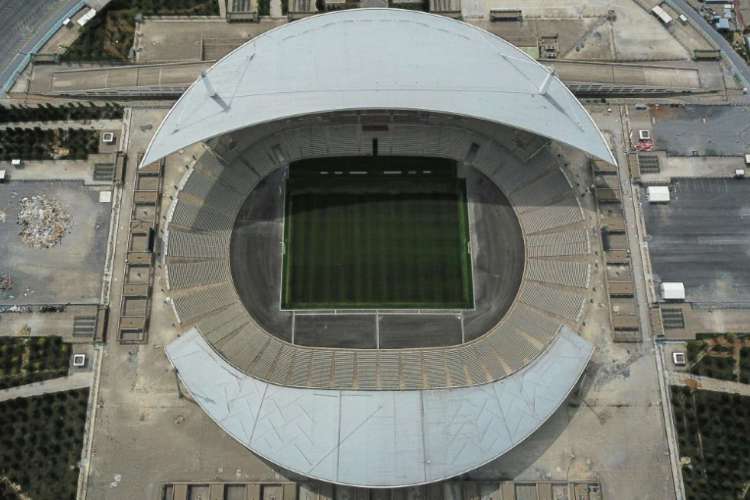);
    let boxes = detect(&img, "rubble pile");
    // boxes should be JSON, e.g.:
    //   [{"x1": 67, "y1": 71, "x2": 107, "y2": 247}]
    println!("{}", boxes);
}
[
  {"x1": 0, "y1": 272, "x2": 12, "y2": 290},
  {"x1": 17, "y1": 194, "x2": 71, "y2": 248}
]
